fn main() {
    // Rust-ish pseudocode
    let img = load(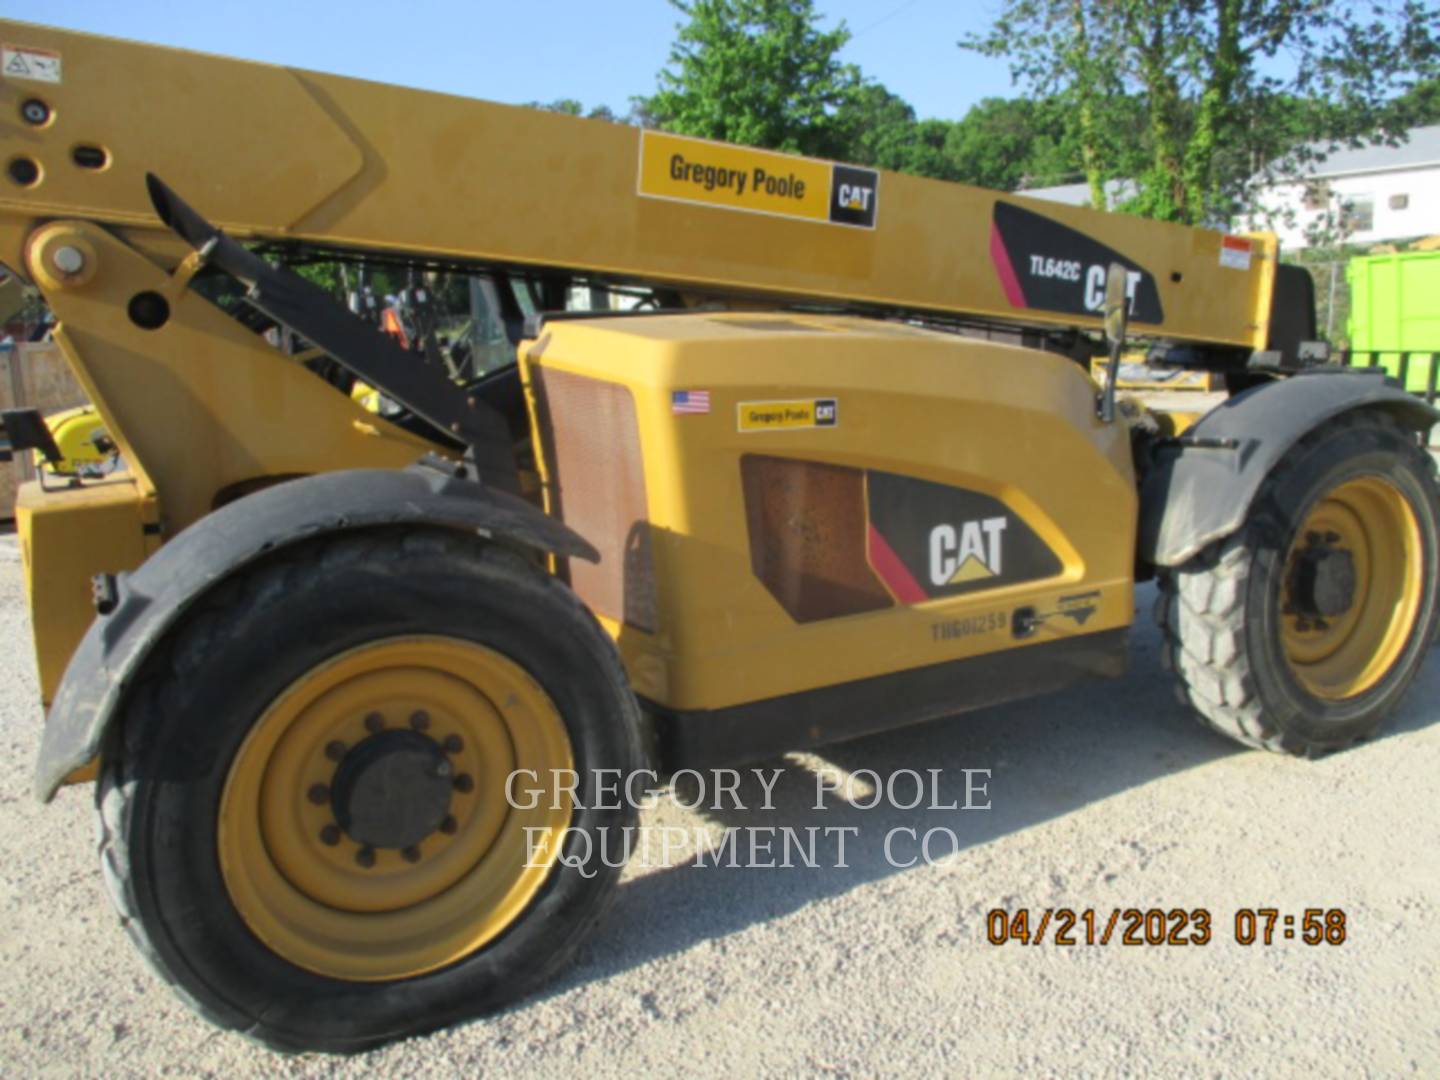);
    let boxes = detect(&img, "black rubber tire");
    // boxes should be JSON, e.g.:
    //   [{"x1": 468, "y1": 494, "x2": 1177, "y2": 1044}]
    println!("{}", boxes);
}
[
  {"x1": 1157, "y1": 410, "x2": 1440, "y2": 755},
  {"x1": 96, "y1": 527, "x2": 644, "y2": 1053}
]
